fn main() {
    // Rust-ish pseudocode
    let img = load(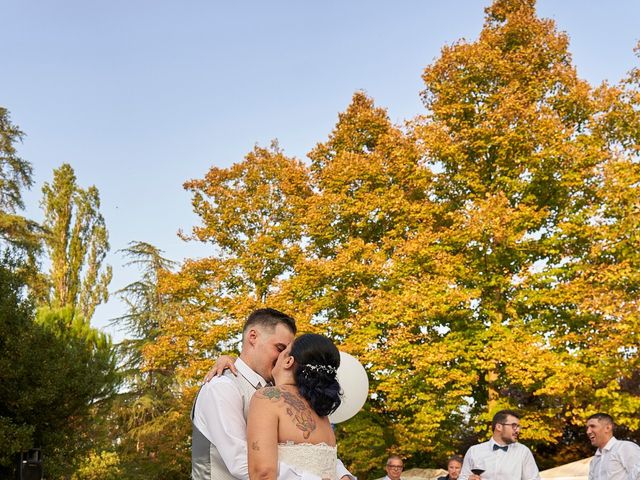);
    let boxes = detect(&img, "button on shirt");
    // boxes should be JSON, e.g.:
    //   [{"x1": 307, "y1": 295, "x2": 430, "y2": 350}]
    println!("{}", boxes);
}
[
  {"x1": 459, "y1": 439, "x2": 540, "y2": 480},
  {"x1": 589, "y1": 437, "x2": 640, "y2": 480}
]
